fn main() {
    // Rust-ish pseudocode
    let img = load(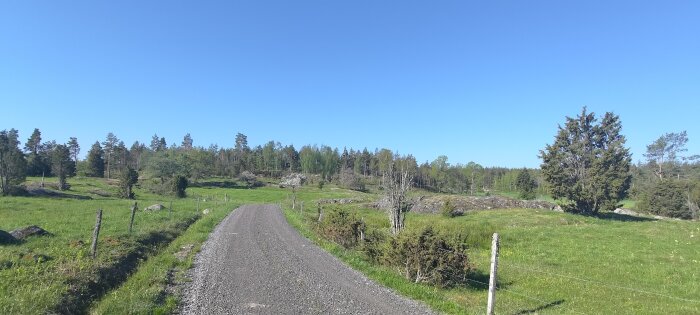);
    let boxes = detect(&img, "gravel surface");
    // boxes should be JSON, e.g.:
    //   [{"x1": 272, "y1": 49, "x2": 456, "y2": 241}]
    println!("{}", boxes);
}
[{"x1": 182, "y1": 204, "x2": 435, "y2": 315}]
